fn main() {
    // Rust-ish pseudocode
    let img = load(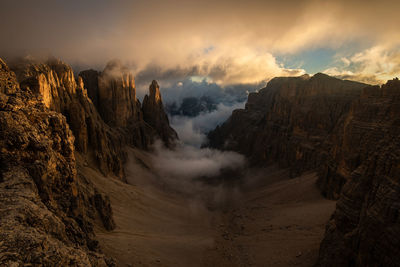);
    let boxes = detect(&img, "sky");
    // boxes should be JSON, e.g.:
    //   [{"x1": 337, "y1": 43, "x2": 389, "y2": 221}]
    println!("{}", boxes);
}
[
  {"x1": 2, "y1": 0, "x2": 400, "y2": 175},
  {"x1": 1, "y1": 0, "x2": 399, "y2": 88}
]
